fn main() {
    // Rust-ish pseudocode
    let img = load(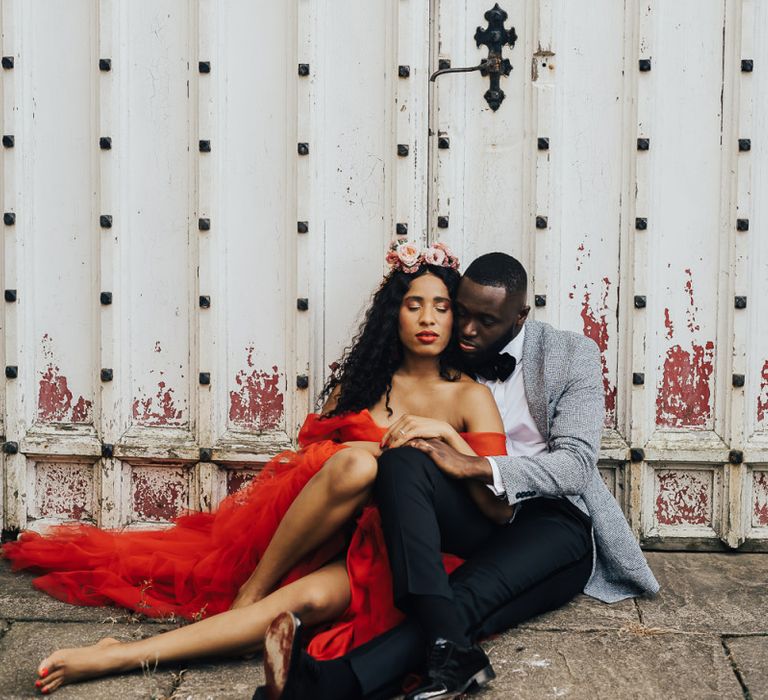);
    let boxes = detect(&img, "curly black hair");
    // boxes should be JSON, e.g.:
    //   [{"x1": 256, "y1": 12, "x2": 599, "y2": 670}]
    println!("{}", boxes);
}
[{"x1": 319, "y1": 264, "x2": 462, "y2": 417}]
